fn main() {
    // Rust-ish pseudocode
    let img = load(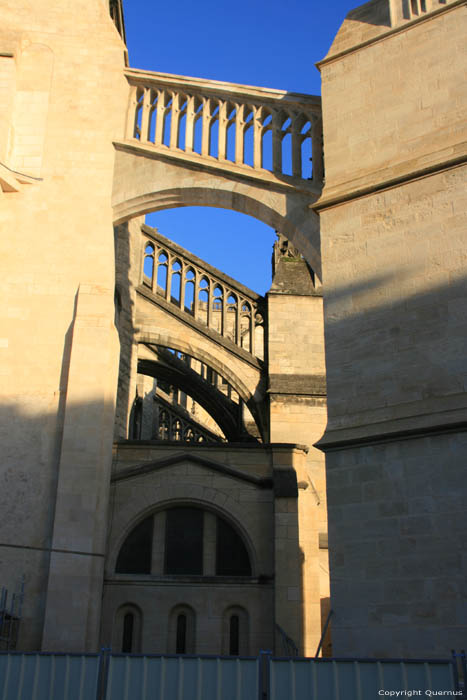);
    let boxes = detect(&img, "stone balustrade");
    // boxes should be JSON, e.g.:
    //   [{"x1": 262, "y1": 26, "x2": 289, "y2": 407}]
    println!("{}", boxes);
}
[
  {"x1": 155, "y1": 395, "x2": 222, "y2": 444},
  {"x1": 140, "y1": 225, "x2": 266, "y2": 359},
  {"x1": 124, "y1": 69, "x2": 323, "y2": 185}
]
